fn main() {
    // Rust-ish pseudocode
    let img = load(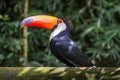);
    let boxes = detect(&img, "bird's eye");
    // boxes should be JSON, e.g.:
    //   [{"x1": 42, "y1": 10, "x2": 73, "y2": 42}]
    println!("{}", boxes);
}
[{"x1": 58, "y1": 19, "x2": 63, "y2": 23}]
